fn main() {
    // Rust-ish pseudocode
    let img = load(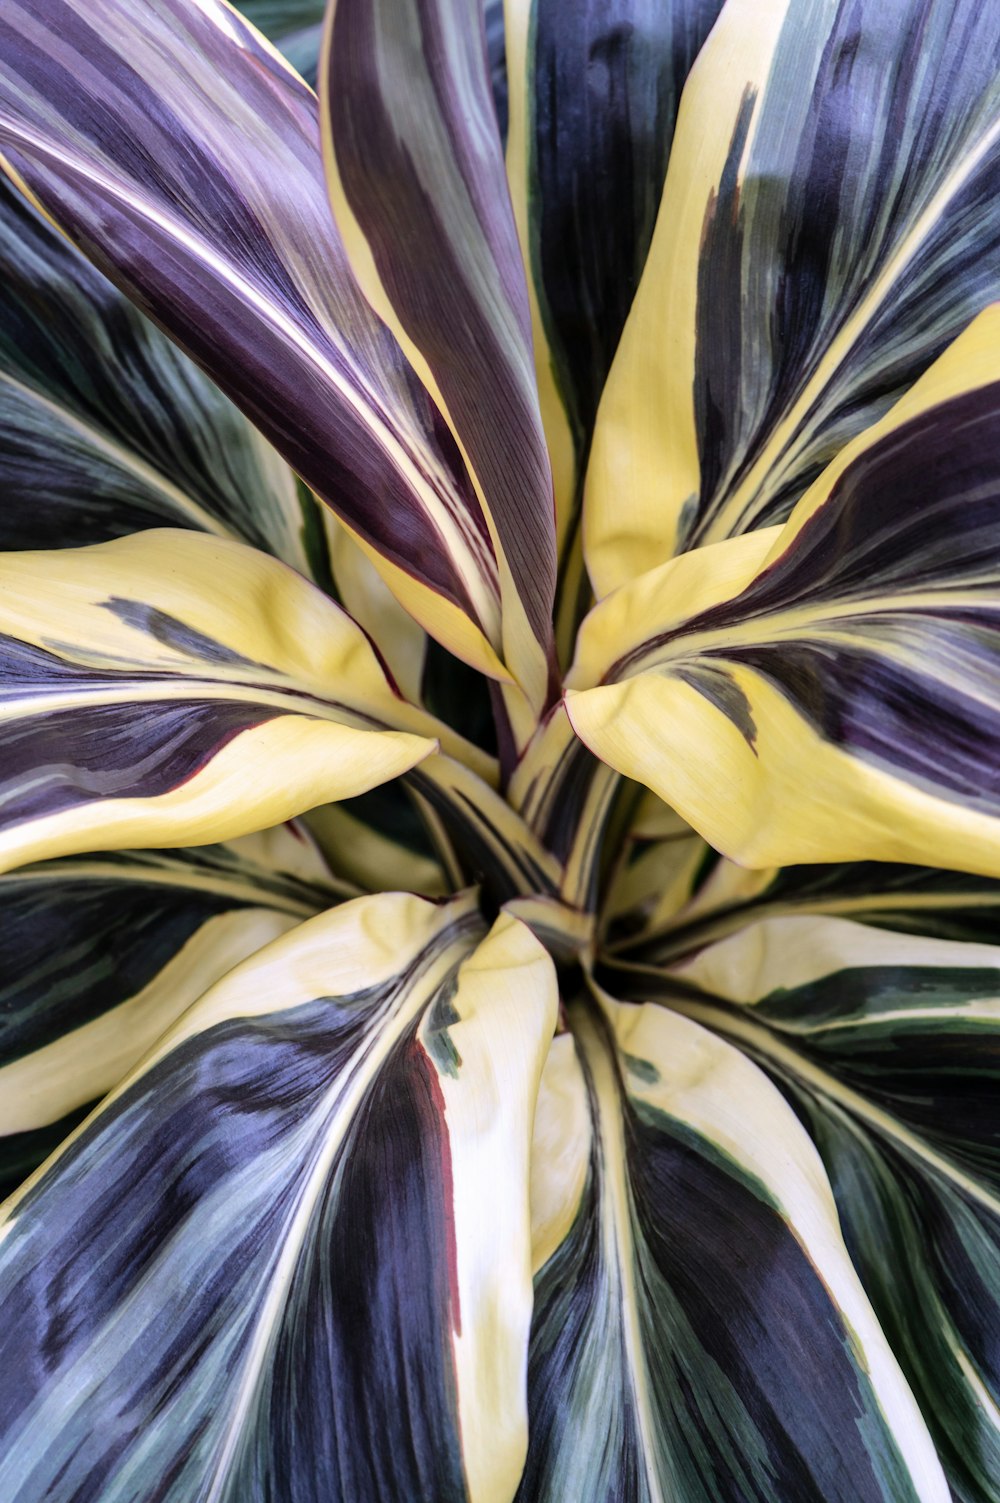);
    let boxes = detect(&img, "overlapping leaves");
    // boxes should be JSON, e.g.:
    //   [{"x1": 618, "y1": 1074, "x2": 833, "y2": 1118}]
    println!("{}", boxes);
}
[{"x1": 0, "y1": 0, "x2": 999, "y2": 1500}]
